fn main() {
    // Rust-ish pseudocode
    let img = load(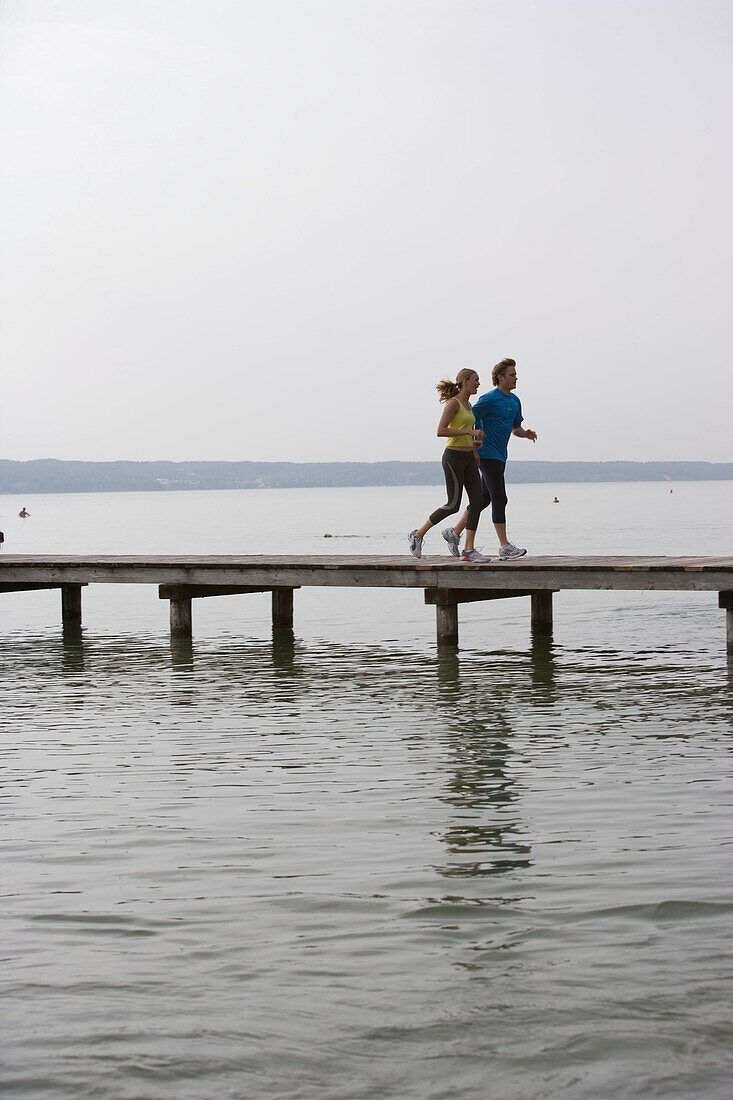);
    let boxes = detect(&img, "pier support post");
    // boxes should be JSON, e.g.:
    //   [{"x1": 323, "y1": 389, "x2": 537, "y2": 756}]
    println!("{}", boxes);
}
[
  {"x1": 170, "y1": 596, "x2": 193, "y2": 640},
  {"x1": 436, "y1": 602, "x2": 459, "y2": 647},
  {"x1": 61, "y1": 584, "x2": 83, "y2": 626},
  {"x1": 719, "y1": 592, "x2": 733, "y2": 657},
  {"x1": 272, "y1": 588, "x2": 294, "y2": 628},
  {"x1": 425, "y1": 588, "x2": 533, "y2": 649},
  {"x1": 531, "y1": 591, "x2": 554, "y2": 635}
]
